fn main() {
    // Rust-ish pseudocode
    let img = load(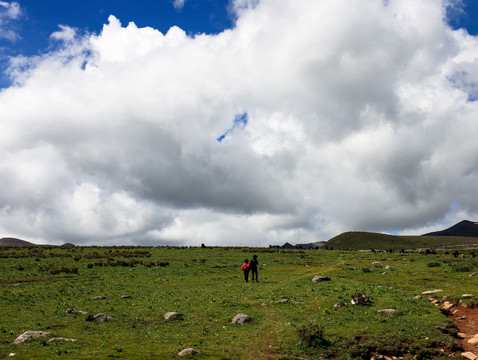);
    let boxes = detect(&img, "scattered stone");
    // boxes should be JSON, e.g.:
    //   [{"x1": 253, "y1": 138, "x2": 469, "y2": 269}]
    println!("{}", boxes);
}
[
  {"x1": 164, "y1": 312, "x2": 181, "y2": 321},
  {"x1": 178, "y1": 348, "x2": 199, "y2": 356},
  {"x1": 458, "y1": 332, "x2": 467, "y2": 339},
  {"x1": 312, "y1": 275, "x2": 331, "y2": 282},
  {"x1": 351, "y1": 293, "x2": 370, "y2": 305},
  {"x1": 13, "y1": 283, "x2": 21, "y2": 287},
  {"x1": 91, "y1": 313, "x2": 115, "y2": 322},
  {"x1": 13, "y1": 331, "x2": 50, "y2": 344},
  {"x1": 469, "y1": 272, "x2": 478, "y2": 277},
  {"x1": 463, "y1": 294, "x2": 474, "y2": 298},
  {"x1": 48, "y1": 337, "x2": 77, "y2": 343},
  {"x1": 8, "y1": 353, "x2": 15, "y2": 357},
  {"x1": 442, "y1": 301, "x2": 454, "y2": 310},
  {"x1": 422, "y1": 289, "x2": 443, "y2": 295},
  {"x1": 277, "y1": 299, "x2": 289, "y2": 304},
  {"x1": 231, "y1": 313, "x2": 252, "y2": 324},
  {"x1": 120, "y1": 295, "x2": 132, "y2": 299},
  {"x1": 377, "y1": 309, "x2": 398, "y2": 316},
  {"x1": 293, "y1": 301, "x2": 305, "y2": 304},
  {"x1": 91, "y1": 296, "x2": 107, "y2": 300},
  {"x1": 468, "y1": 338, "x2": 478, "y2": 346},
  {"x1": 462, "y1": 352, "x2": 478, "y2": 360},
  {"x1": 385, "y1": 265, "x2": 392, "y2": 270},
  {"x1": 412, "y1": 295, "x2": 422, "y2": 300},
  {"x1": 66, "y1": 308, "x2": 88, "y2": 315}
]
